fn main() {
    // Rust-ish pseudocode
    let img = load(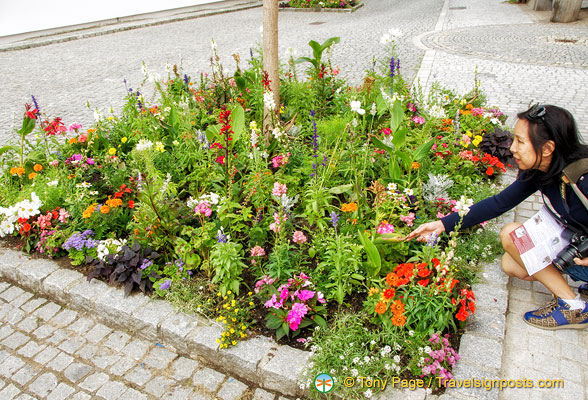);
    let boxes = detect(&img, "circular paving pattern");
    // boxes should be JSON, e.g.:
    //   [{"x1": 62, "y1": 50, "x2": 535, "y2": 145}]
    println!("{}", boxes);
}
[{"x1": 421, "y1": 23, "x2": 588, "y2": 69}]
